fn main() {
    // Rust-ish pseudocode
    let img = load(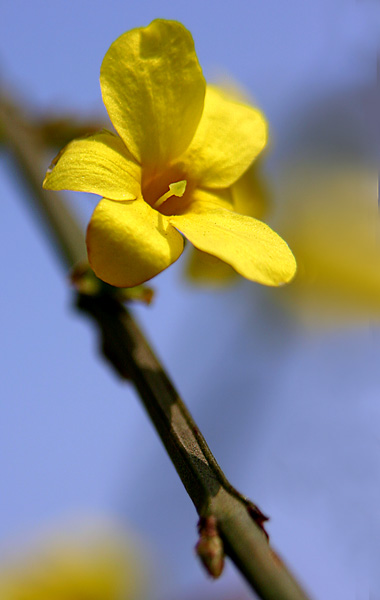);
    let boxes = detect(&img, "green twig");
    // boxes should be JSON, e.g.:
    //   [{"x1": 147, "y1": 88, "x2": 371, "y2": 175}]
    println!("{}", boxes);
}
[{"x1": 0, "y1": 91, "x2": 312, "y2": 600}]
